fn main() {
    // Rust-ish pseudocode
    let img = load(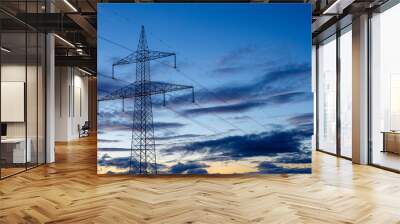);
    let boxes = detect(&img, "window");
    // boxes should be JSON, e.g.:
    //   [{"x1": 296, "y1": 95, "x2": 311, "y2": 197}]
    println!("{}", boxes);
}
[
  {"x1": 317, "y1": 35, "x2": 337, "y2": 154},
  {"x1": 339, "y1": 26, "x2": 352, "y2": 158},
  {"x1": 370, "y1": 2, "x2": 400, "y2": 171}
]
